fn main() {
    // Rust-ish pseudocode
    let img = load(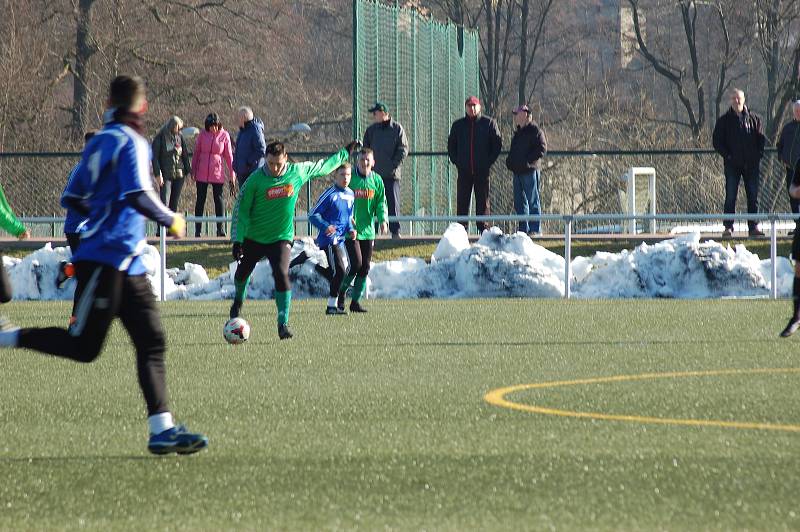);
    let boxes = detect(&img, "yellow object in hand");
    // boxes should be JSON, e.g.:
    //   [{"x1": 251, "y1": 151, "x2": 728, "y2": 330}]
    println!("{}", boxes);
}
[{"x1": 169, "y1": 214, "x2": 186, "y2": 237}]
